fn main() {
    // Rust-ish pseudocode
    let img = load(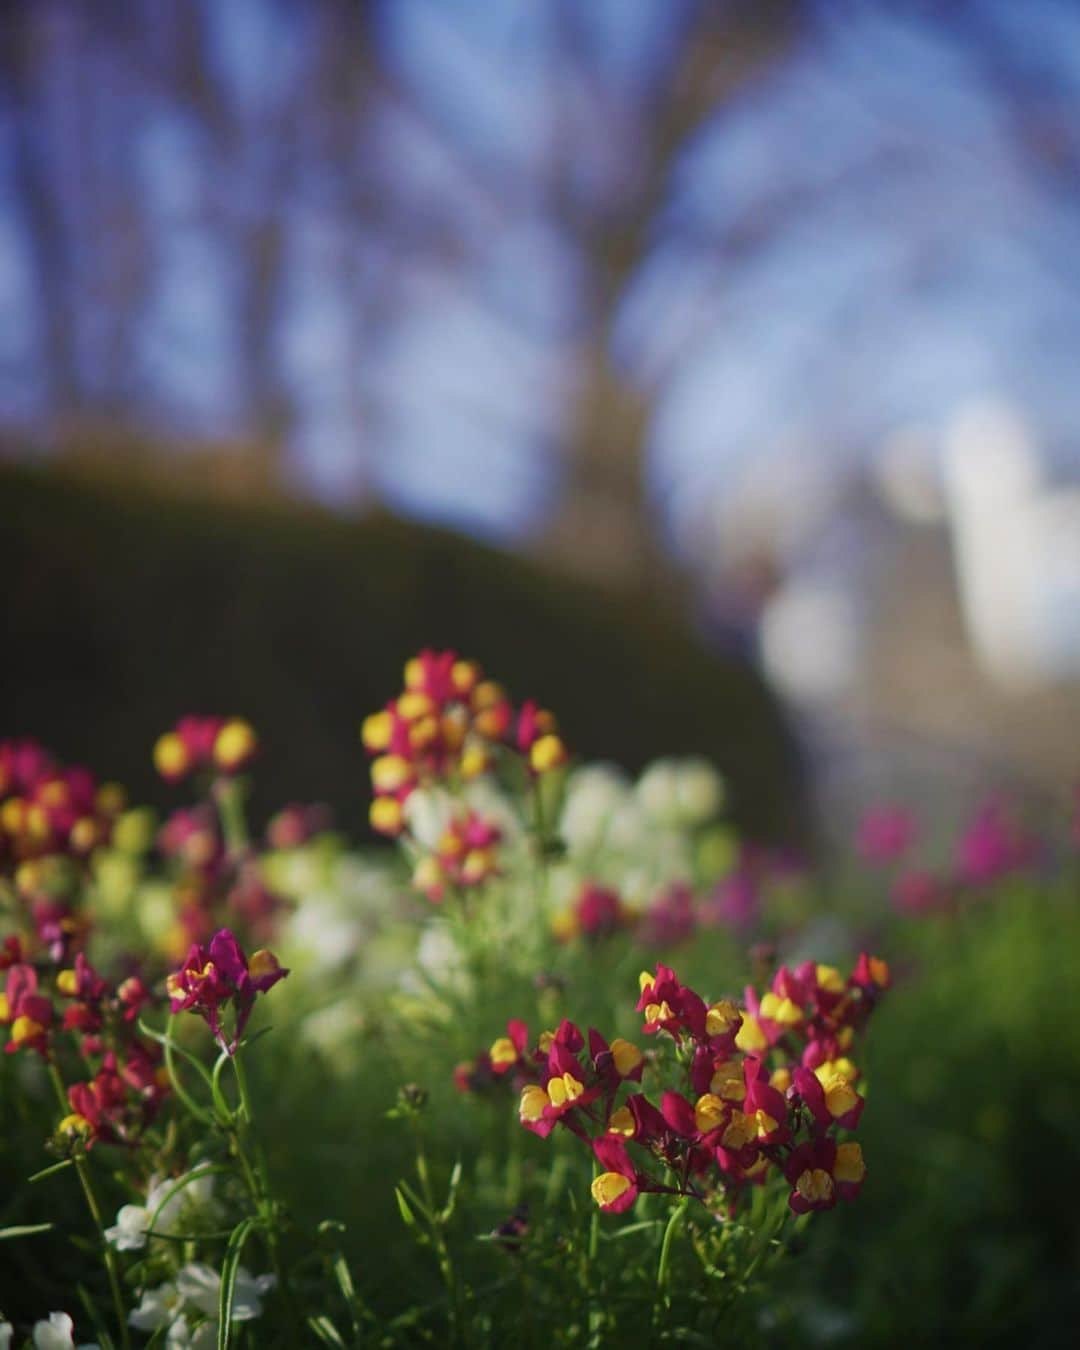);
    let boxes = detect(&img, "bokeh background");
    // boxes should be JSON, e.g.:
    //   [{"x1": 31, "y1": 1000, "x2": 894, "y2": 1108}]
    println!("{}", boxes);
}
[
  {"x1": 3, "y1": 5, "x2": 1080, "y2": 1347},
  {"x1": 2, "y1": 0, "x2": 1079, "y2": 827}
]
